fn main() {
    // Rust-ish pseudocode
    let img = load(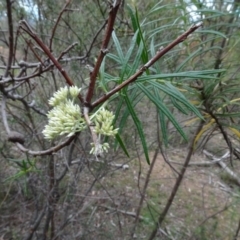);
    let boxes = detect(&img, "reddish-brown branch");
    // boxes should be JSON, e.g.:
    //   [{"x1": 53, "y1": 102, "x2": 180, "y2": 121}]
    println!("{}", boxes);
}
[
  {"x1": 26, "y1": 39, "x2": 45, "y2": 65},
  {"x1": 19, "y1": 20, "x2": 84, "y2": 103},
  {"x1": 92, "y1": 22, "x2": 203, "y2": 108},
  {"x1": 16, "y1": 135, "x2": 76, "y2": 156},
  {"x1": 4, "y1": 0, "x2": 14, "y2": 78},
  {"x1": 49, "y1": 0, "x2": 72, "y2": 52},
  {"x1": 85, "y1": 0, "x2": 122, "y2": 104},
  {"x1": 57, "y1": 42, "x2": 78, "y2": 61}
]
